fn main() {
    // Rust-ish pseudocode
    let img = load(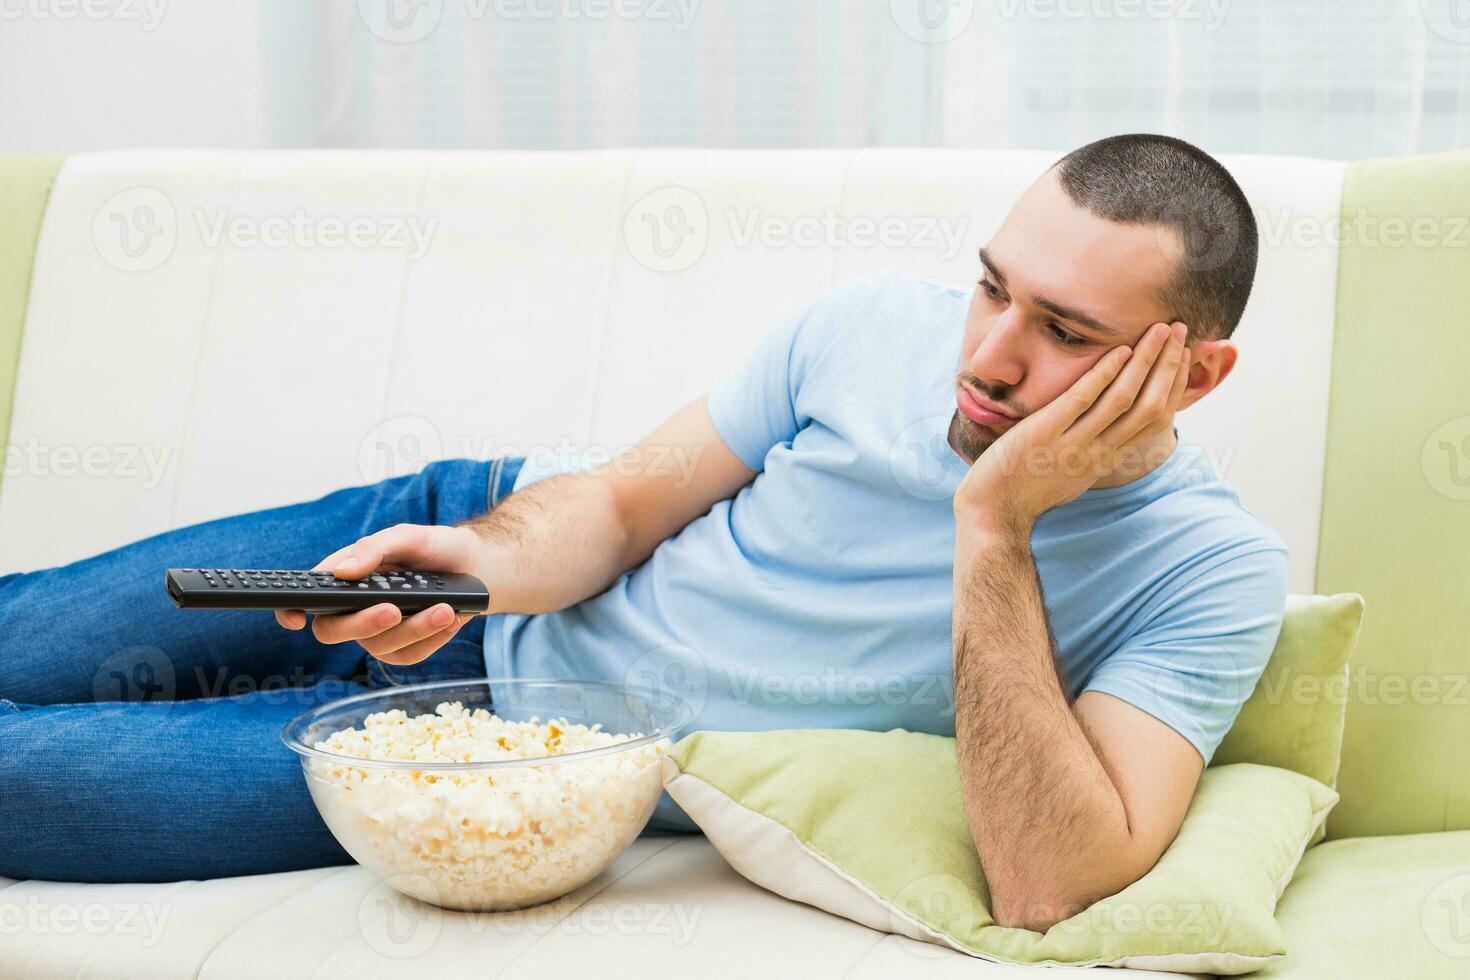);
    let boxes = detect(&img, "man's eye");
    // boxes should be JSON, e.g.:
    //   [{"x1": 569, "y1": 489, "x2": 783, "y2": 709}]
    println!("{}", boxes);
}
[
  {"x1": 978, "y1": 278, "x2": 1004, "y2": 301},
  {"x1": 1048, "y1": 323, "x2": 1086, "y2": 347}
]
